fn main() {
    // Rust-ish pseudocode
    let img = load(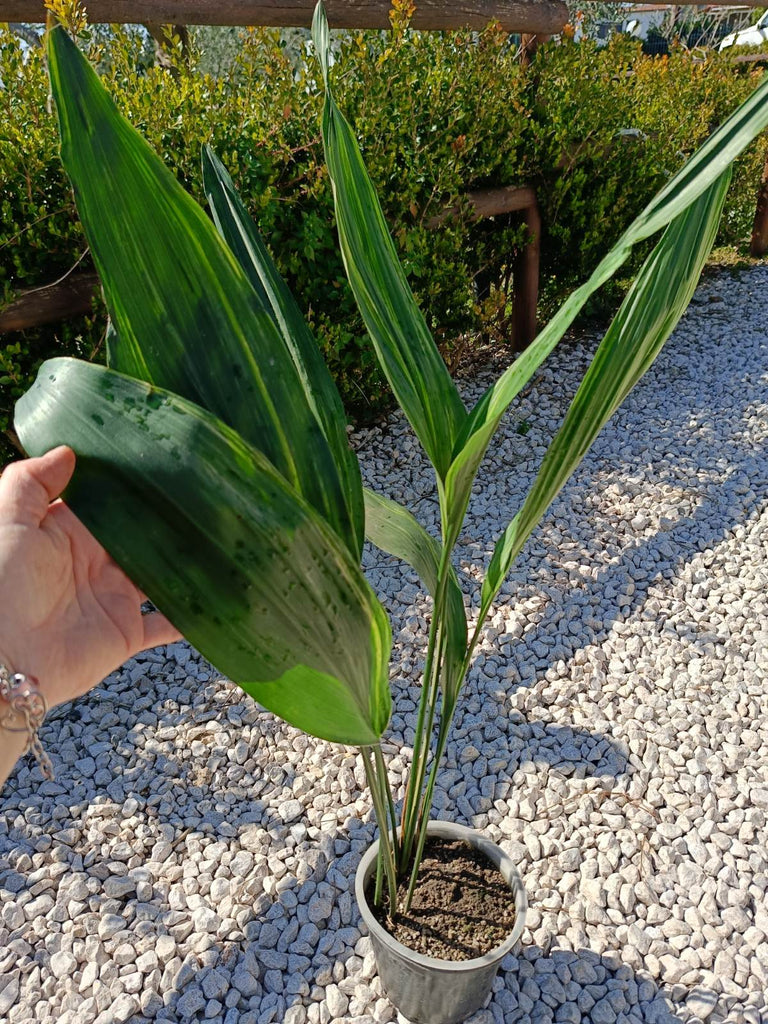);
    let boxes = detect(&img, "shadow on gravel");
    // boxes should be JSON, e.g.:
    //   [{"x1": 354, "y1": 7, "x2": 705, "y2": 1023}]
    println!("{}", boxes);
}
[
  {"x1": 480, "y1": 944, "x2": 686, "y2": 1024},
  {"x1": 510, "y1": 493, "x2": 765, "y2": 682},
  {"x1": 436, "y1": 719, "x2": 628, "y2": 797},
  {"x1": 473, "y1": 320, "x2": 767, "y2": 690},
  {"x1": 152, "y1": 923, "x2": 693, "y2": 1024},
  {"x1": 27, "y1": 689, "x2": 286, "y2": 839}
]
